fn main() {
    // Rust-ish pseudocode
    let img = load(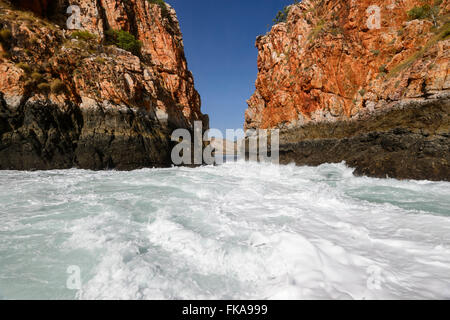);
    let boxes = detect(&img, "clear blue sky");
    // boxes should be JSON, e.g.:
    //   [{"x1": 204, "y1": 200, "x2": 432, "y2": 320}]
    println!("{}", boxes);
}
[{"x1": 168, "y1": 0, "x2": 294, "y2": 133}]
